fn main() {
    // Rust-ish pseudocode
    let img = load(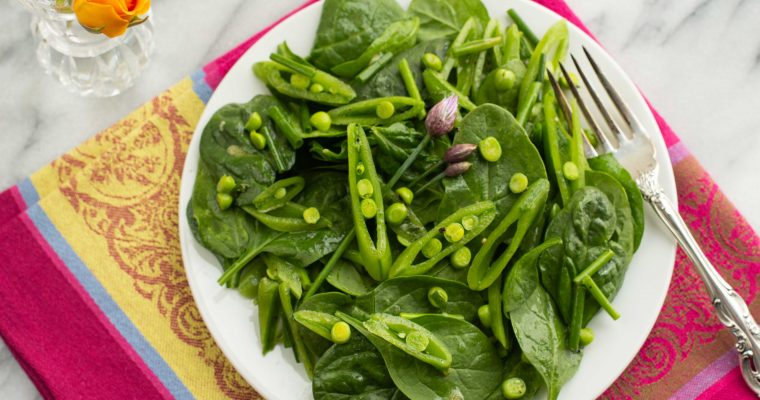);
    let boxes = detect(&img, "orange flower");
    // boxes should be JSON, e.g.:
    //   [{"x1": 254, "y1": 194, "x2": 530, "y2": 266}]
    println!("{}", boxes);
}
[{"x1": 73, "y1": 0, "x2": 150, "y2": 38}]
